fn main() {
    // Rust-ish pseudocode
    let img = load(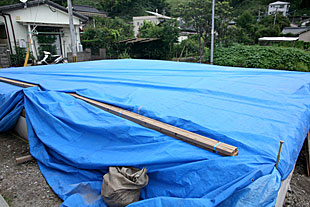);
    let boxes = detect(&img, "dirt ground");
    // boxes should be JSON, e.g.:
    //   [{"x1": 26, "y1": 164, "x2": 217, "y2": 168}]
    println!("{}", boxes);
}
[
  {"x1": 284, "y1": 143, "x2": 310, "y2": 207},
  {"x1": 0, "y1": 131, "x2": 309, "y2": 207},
  {"x1": 0, "y1": 132, "x2": 62, "y2": 207}
]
